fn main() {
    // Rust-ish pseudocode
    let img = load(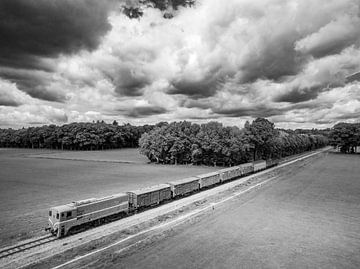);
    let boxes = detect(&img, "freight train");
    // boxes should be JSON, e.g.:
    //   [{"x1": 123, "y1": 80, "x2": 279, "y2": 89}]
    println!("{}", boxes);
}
[{"x1": 47, "y1": 159, "x2": 277, "y2": 237}]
